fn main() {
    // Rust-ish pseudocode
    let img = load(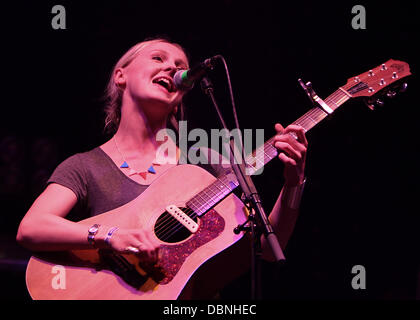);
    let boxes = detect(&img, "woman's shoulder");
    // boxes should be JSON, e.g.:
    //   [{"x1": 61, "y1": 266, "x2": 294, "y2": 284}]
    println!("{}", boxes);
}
[{"x1": 56, "y1": 147, "x2": 102, "y2": 168}]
